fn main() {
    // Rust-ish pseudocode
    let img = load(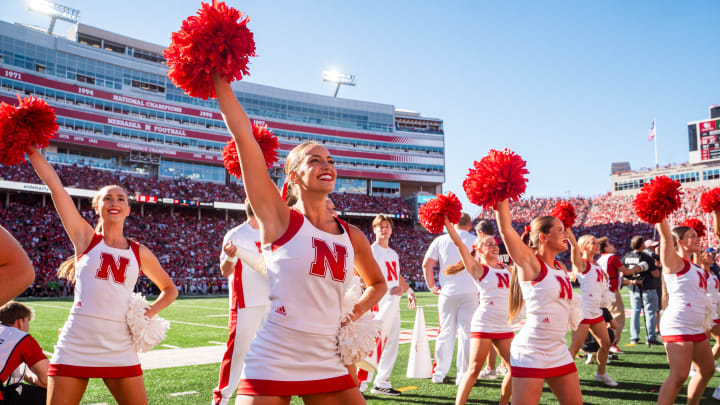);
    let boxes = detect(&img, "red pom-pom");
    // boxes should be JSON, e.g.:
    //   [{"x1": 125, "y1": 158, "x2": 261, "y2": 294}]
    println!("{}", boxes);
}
[
  {"x1": 632, "y1": 176, "x2": 682, "y2": 224},
  {"x1": 681, "y1": 218, "x2": 706, "y2": 239},
  {"x1": 700, "y1": 188, "x2": 720, "y2": 213},
  {"x1": 551, "y1": 201, "x2": 577, "y2": 229},
  {"x1": 418, "y1": 192, "x2": 463, "y2": 234},
  {"x1": 463, "y1": 149, "x2": 529, "y2": 210},
  {"x1": 0, "y1": 95, "x2": 58, "y2": 166},
  {"x1": 222, "y1": 123, "x2": 279, "y2": 179},
  {"x1": 165, "y1": 2, "x2": 256, "y2": 100}
]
